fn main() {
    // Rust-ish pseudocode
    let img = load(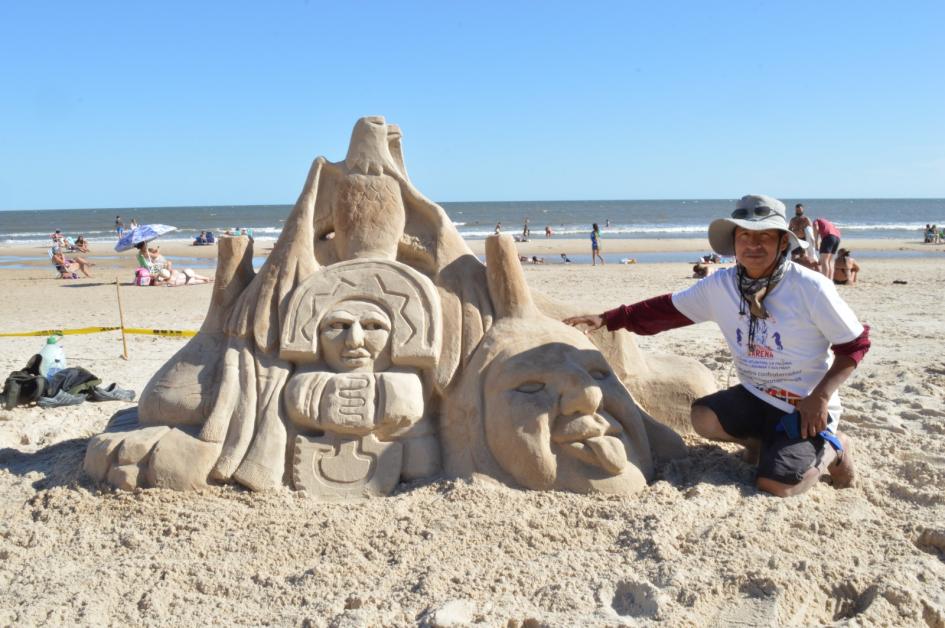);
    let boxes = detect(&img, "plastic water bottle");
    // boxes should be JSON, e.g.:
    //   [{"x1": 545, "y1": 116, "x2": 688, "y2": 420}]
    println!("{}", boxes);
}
[{"x1": 39, "y1": 336, "x2": 67, "y2": 378}]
